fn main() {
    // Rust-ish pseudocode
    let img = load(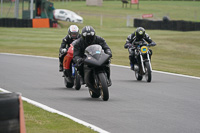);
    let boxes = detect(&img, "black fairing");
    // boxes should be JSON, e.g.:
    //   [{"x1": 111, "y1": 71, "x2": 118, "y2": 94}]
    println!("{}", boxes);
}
[
  {"x1": 84, "y1": 45, "x2": 110, "y2": 92},
  {"x1": 84, "y1": 45, "x2": 110, "y2": 67}
]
